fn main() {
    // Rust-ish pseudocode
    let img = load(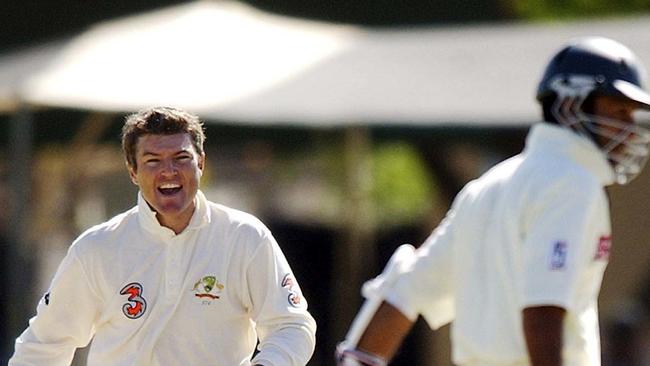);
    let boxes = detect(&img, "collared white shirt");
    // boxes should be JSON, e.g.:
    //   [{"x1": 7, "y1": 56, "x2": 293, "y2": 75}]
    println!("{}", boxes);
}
[
  {"x1": 386, "y1": 123, "x2": 614, "y2": 365},
  {"x1": 10, "y1": 191, "x2": 316, "y2": 366}
]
